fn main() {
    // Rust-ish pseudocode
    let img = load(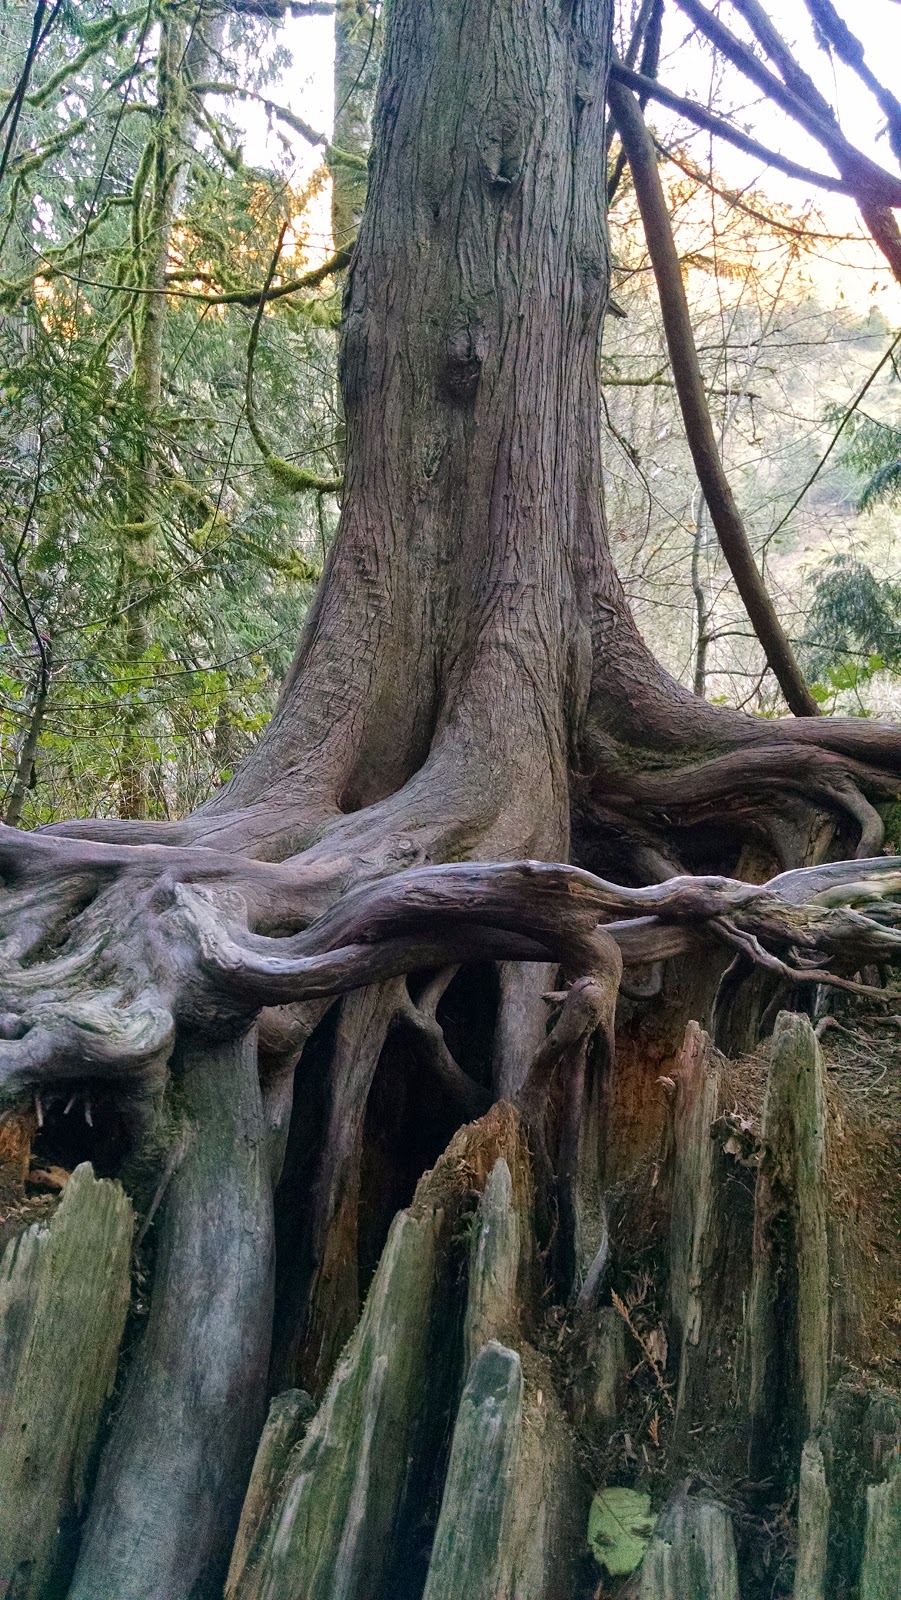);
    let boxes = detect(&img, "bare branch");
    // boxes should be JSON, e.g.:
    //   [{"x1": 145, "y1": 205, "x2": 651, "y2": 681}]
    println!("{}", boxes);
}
[
  {"x1": 607, "y1": 71, "x2": 821, "y2": 717},
  {"x1": 803, "y1": 0, "x2": 901, "y2": 163},
  {"x1": 673, "y1": 0, "x2": 901, "y2": 208},
  {"x1": 39, "y1": 245, "x2": 352, "y2": 308},
  {"x1": 609, "y1": 63, "x2": 852, "y2": 194}
]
